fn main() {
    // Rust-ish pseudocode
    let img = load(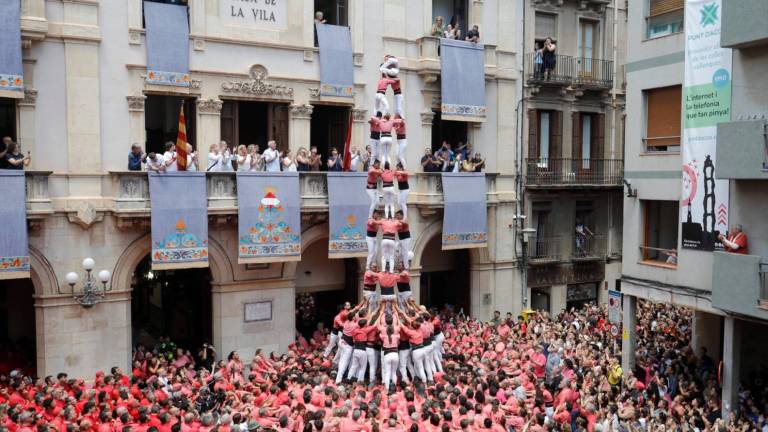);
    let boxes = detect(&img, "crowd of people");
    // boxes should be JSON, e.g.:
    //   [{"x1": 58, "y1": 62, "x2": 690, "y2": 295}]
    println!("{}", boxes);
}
[
  {"x1": 430, "y1": 17, "x2": 481, "y2": 44},
  {"x1": 421, "y1": 142, "x2": 485, "y2": 173},
  {"x1": 1, "y1": 300, "x2": 767, "y2": 432}
]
